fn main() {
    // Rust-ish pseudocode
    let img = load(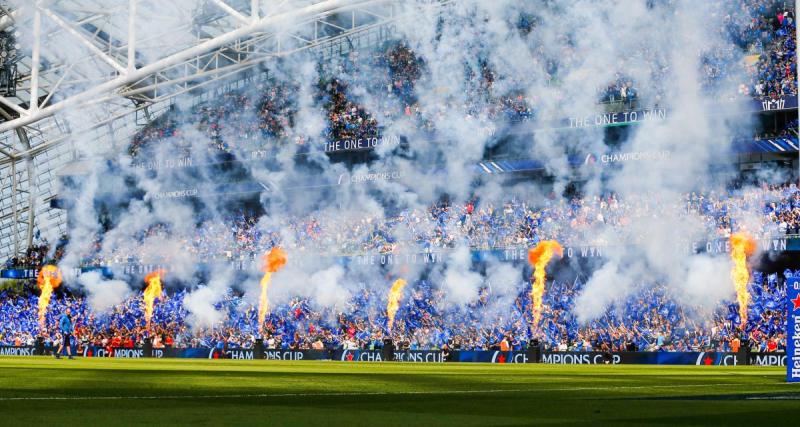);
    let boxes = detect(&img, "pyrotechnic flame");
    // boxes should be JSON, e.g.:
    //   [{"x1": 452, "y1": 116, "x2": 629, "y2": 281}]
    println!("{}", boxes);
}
[
  {"x1": 258, "y1": 247, "x2": 287, "y2": 326},
  {"x1": 36, "y1": 265, "x2": 62, "y2": 333},
  {"x1": 386, "y1": 278, "x2": 408, "y2": 332},
  {"x1": 528, "y1": 240, "x2": 564, "y2": 328},
  {"x1": 143, "y1": 270, "x2": 165, "y2": 330},
  {"x1": 729, "y1": 233, "x2": 756, "y2": 328}
]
